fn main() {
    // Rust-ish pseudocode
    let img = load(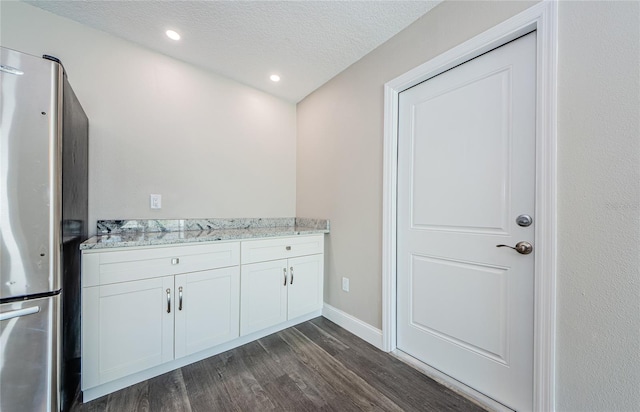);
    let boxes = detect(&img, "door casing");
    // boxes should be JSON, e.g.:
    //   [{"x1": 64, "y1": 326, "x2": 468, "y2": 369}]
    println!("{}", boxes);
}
[{"x1": 381, "y1": 2, "x2": 558, "y2": 411}]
